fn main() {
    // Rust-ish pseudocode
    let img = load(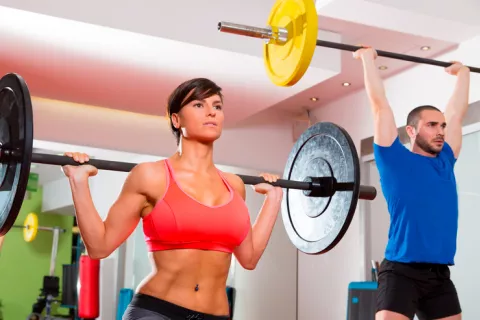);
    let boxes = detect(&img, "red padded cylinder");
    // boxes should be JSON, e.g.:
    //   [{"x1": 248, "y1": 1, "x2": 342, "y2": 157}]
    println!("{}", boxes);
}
[{"x1": 78, "y1": 255, "x2": 100, "y2": 318}]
